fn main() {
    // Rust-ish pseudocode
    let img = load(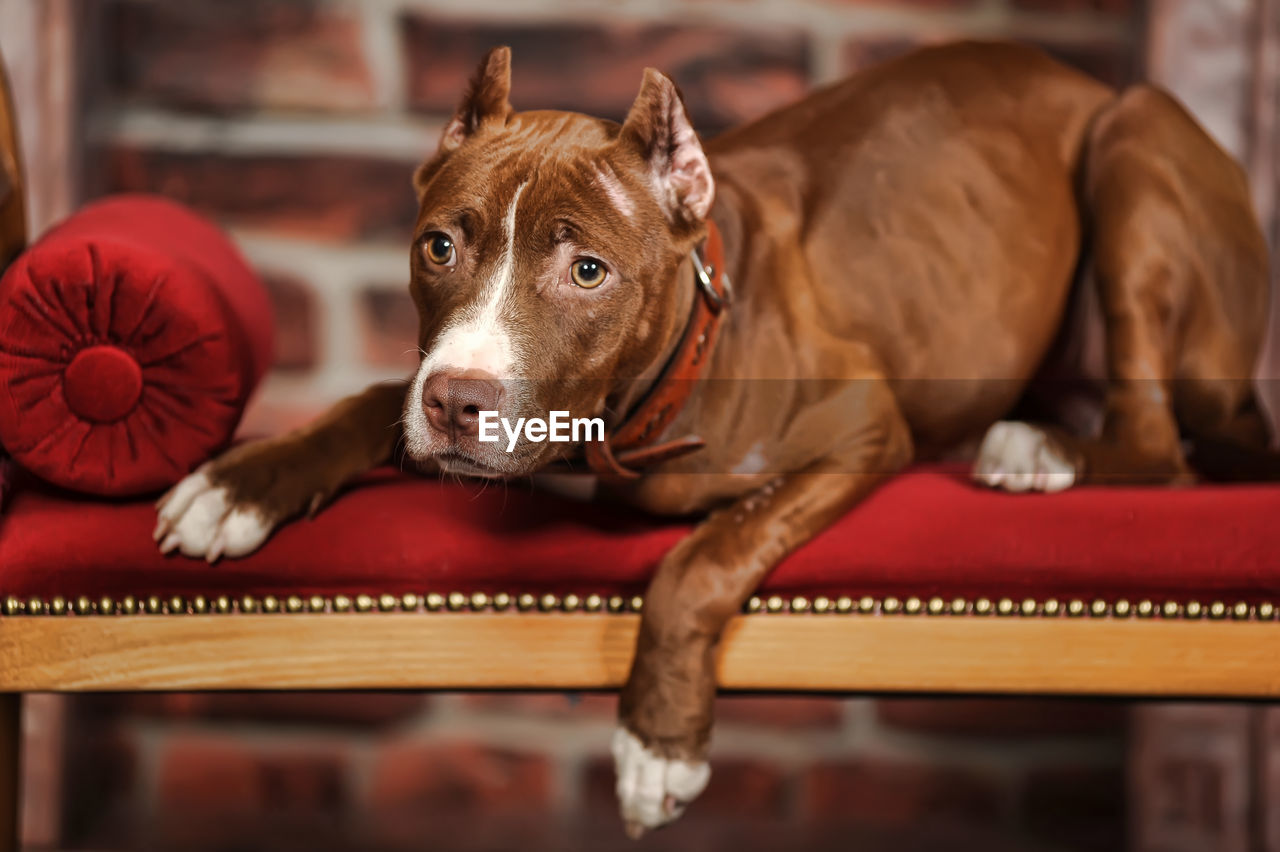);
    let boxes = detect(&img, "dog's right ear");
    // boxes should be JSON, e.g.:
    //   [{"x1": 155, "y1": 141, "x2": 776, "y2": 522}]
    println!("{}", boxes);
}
[{"x1": 439, "y1": 46, "x2": 513, "y2": 154}]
